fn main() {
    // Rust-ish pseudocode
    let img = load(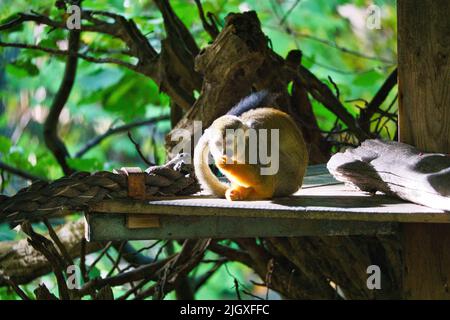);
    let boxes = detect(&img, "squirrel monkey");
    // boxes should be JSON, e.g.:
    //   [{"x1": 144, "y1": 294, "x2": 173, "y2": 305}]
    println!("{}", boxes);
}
[{"x1": 194, "y1": 91, "x2": 308, "y2": 201}]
